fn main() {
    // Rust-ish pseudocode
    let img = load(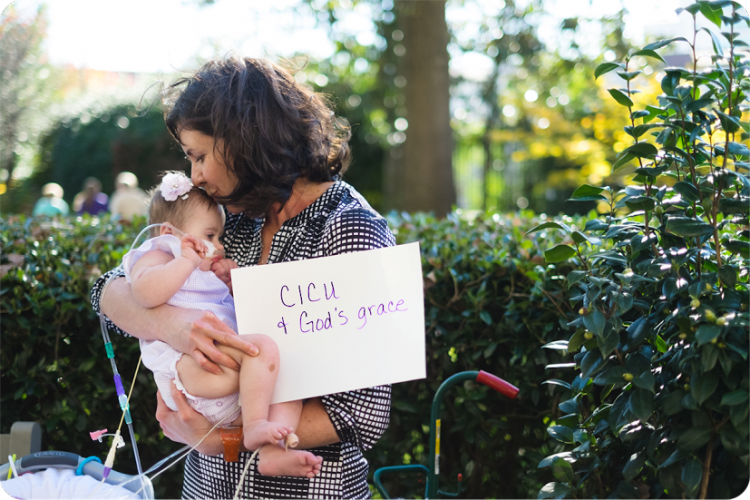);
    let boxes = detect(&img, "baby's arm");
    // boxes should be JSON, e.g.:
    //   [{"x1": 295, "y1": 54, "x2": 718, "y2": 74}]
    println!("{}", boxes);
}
[{"x1": 130, "y1": 236, "x2": 205, "y2": 308}]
